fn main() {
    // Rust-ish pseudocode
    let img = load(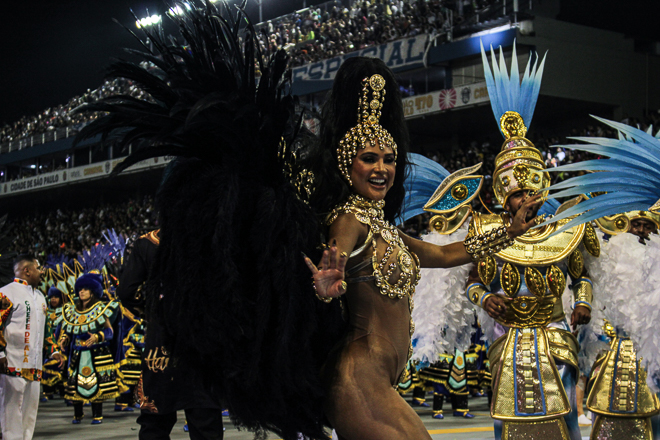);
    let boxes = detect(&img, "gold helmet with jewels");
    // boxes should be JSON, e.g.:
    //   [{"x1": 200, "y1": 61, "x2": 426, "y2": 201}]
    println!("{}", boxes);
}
[
  {"x1": 493, "y1": 111, "x2": 551, "y2": 207},
  {"x1": 595, "y1": 208, "x2": 660, "y2": 235}
]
